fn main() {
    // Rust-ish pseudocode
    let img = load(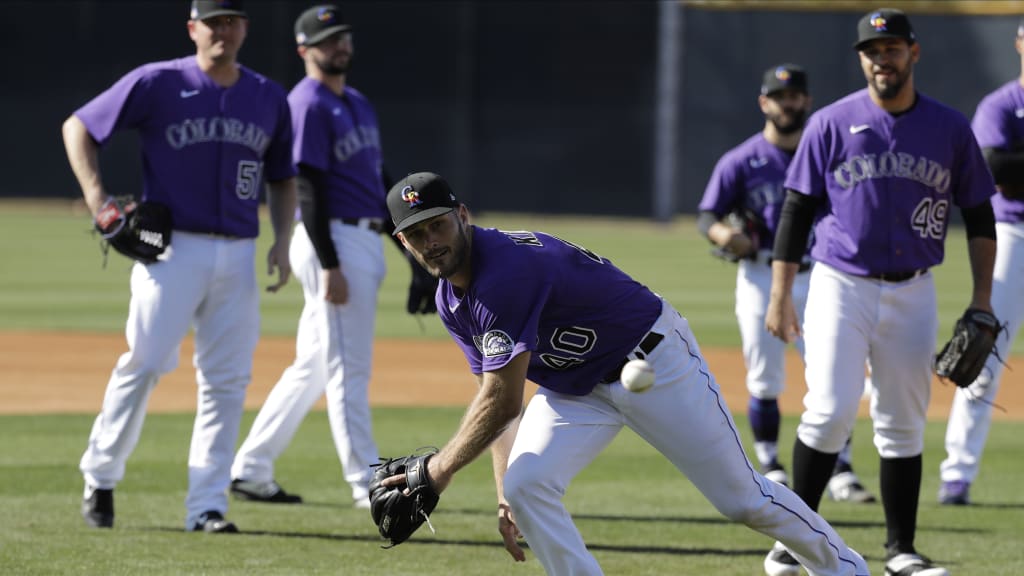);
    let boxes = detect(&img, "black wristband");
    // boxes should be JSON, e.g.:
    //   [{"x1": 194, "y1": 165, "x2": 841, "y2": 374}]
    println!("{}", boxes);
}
[{"x1": 773, "y1": 190, "x2": 820, "y2": 263}]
